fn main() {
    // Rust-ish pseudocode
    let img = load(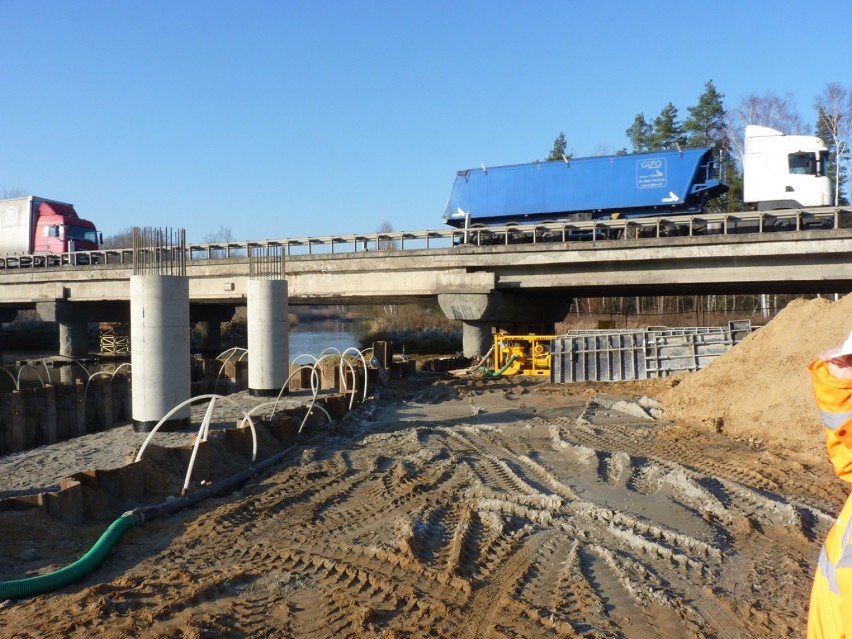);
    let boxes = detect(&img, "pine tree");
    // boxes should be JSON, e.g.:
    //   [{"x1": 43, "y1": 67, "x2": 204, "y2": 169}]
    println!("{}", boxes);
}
[
  {"x1": 625, "y1": 113, "x2": 652, "y2": 152},
  {"x1": 649, "y1": 103, "x2": 685, "y2": 150},
  {"x1": 684, "y1": 80, "x2": 727, "y2": 152},
  {"x1": 546, "y1": 132, "x2": 571, "y2": 161},
  {"x1": 720, "y1": 161, "x2": 744, "y2": 212}
]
